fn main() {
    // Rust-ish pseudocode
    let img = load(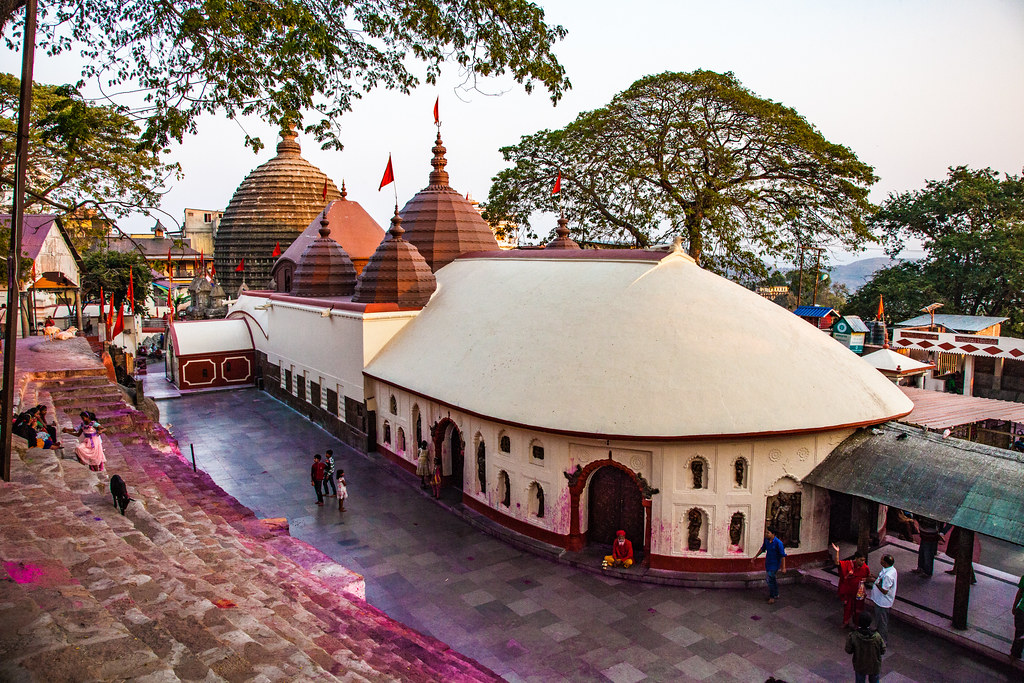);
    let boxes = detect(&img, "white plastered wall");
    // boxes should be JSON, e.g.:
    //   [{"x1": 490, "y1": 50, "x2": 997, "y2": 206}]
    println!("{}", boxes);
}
[{"x1": 371, "y1": 379, "x2": 852, "y2": 561}]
